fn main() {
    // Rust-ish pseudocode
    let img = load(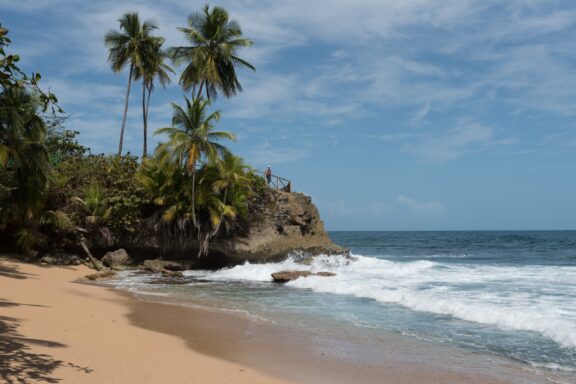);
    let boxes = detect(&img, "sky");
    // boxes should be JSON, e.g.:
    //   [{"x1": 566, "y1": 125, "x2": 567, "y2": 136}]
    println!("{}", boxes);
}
[{"x1": 2, "y1": 0, "x2": 576, "y2": 231}]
